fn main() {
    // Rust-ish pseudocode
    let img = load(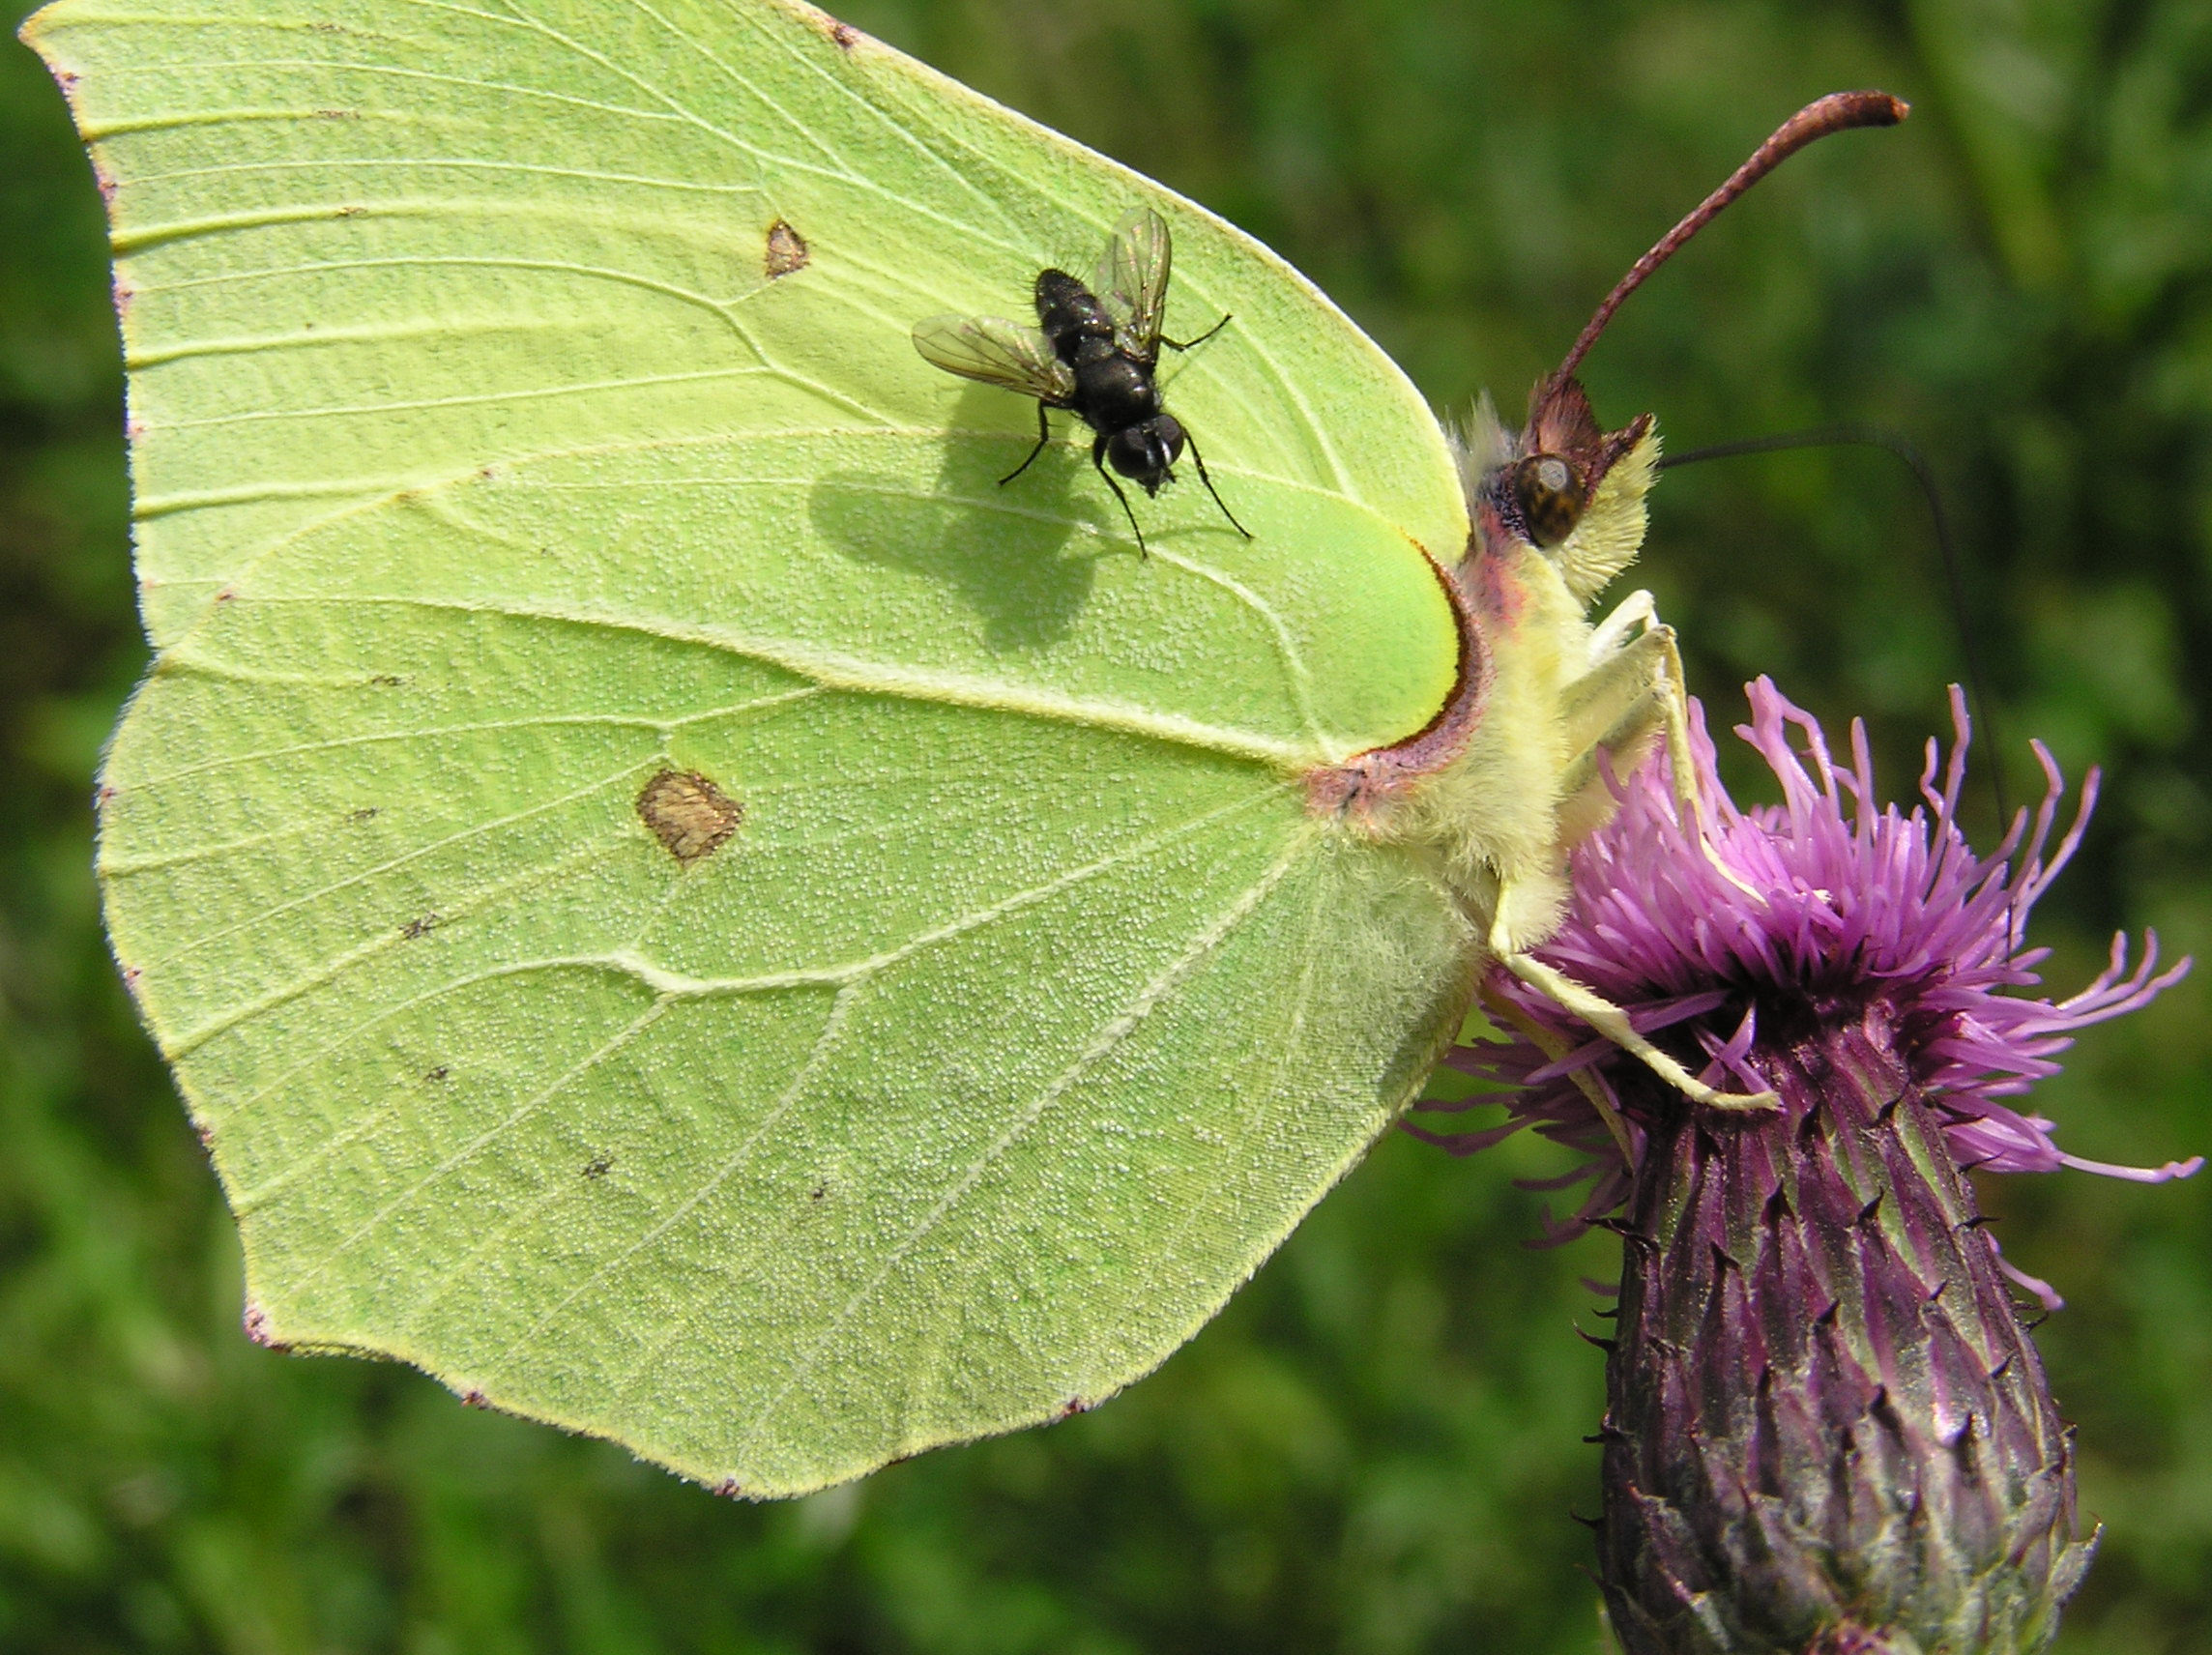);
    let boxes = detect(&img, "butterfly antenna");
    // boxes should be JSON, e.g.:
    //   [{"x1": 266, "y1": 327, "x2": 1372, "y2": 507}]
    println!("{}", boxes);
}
[
  {"x1": 1661, "y1": 424, "x2": 2008, "y2": 829},
  {"x1": 1181, "y1": 430, "x2": 1252, "y2": 540},
  {"x1": 1548, "y1": 91, "x2": 1908, "y2": 393}
]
